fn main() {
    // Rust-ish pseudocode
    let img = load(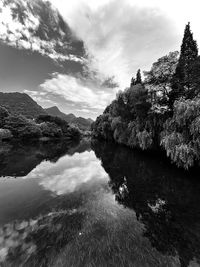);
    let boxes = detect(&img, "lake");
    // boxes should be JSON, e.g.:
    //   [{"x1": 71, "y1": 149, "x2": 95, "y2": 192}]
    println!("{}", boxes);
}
[{"x1": 0, "y1": 139, "x2": 200, "y2": 267}]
